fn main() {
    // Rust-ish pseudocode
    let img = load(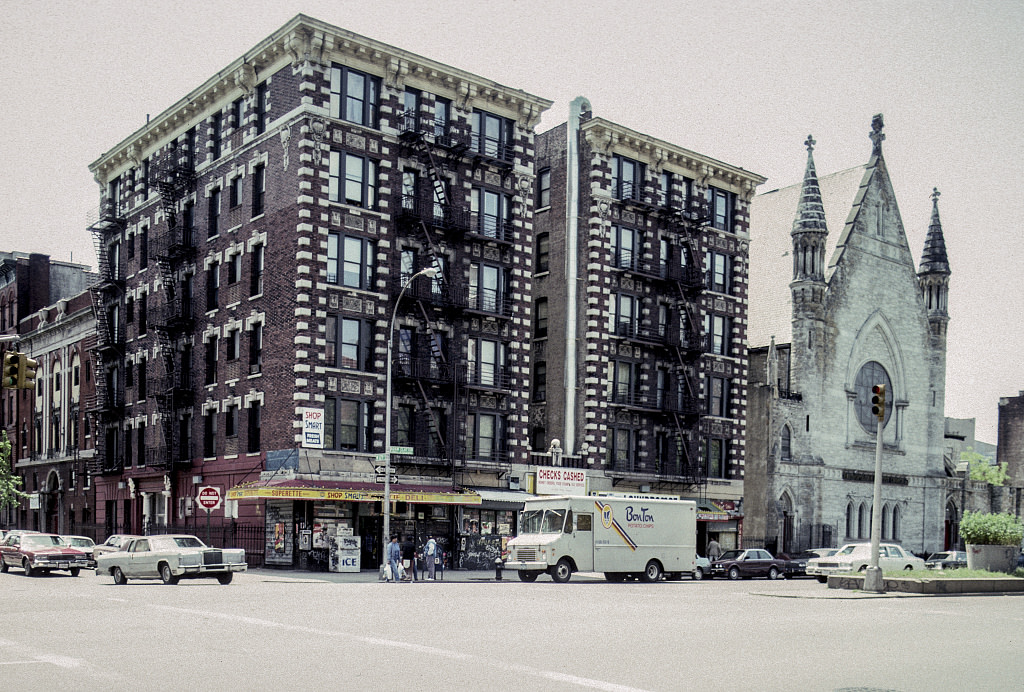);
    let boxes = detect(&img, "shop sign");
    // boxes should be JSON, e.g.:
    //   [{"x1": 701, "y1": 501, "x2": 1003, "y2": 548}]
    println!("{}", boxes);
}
[
  {"x1": 302, "y1": 409, "x2": 325, "y2": 448},
  {"x1": 536, "y1": 467, "x2": 586, "y2": 496}
]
